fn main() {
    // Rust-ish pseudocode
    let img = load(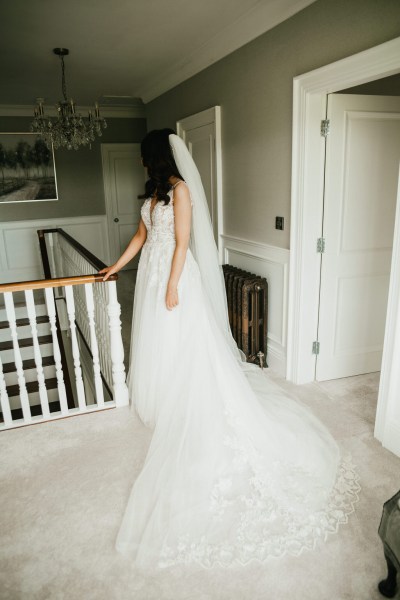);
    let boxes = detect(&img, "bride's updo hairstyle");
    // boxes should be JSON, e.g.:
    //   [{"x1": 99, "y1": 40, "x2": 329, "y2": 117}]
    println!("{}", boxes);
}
[{"x1": 138, "y1": 128, "x2": 184, "y2": 204}]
